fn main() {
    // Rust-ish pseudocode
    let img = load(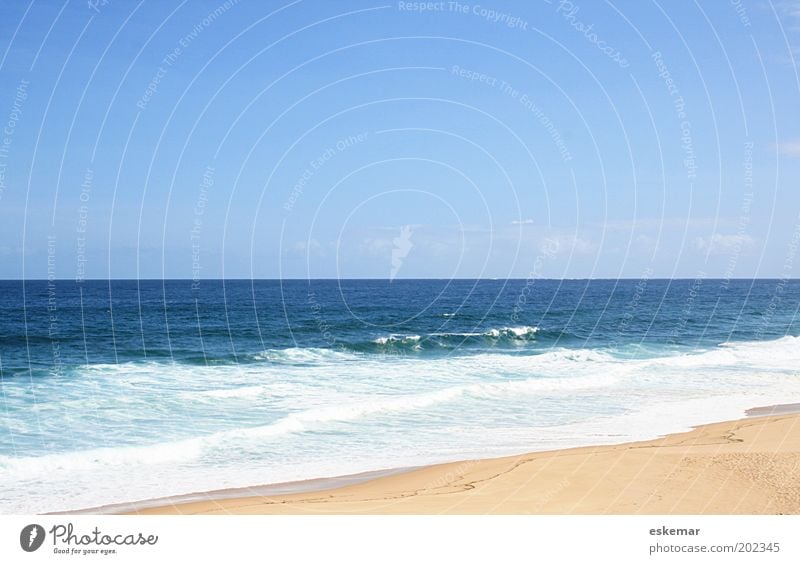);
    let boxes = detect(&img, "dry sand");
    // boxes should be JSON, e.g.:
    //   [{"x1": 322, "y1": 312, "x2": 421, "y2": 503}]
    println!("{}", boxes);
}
[{"x1": 131, "y1": 410, "x2": 800, "y2": 515}]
